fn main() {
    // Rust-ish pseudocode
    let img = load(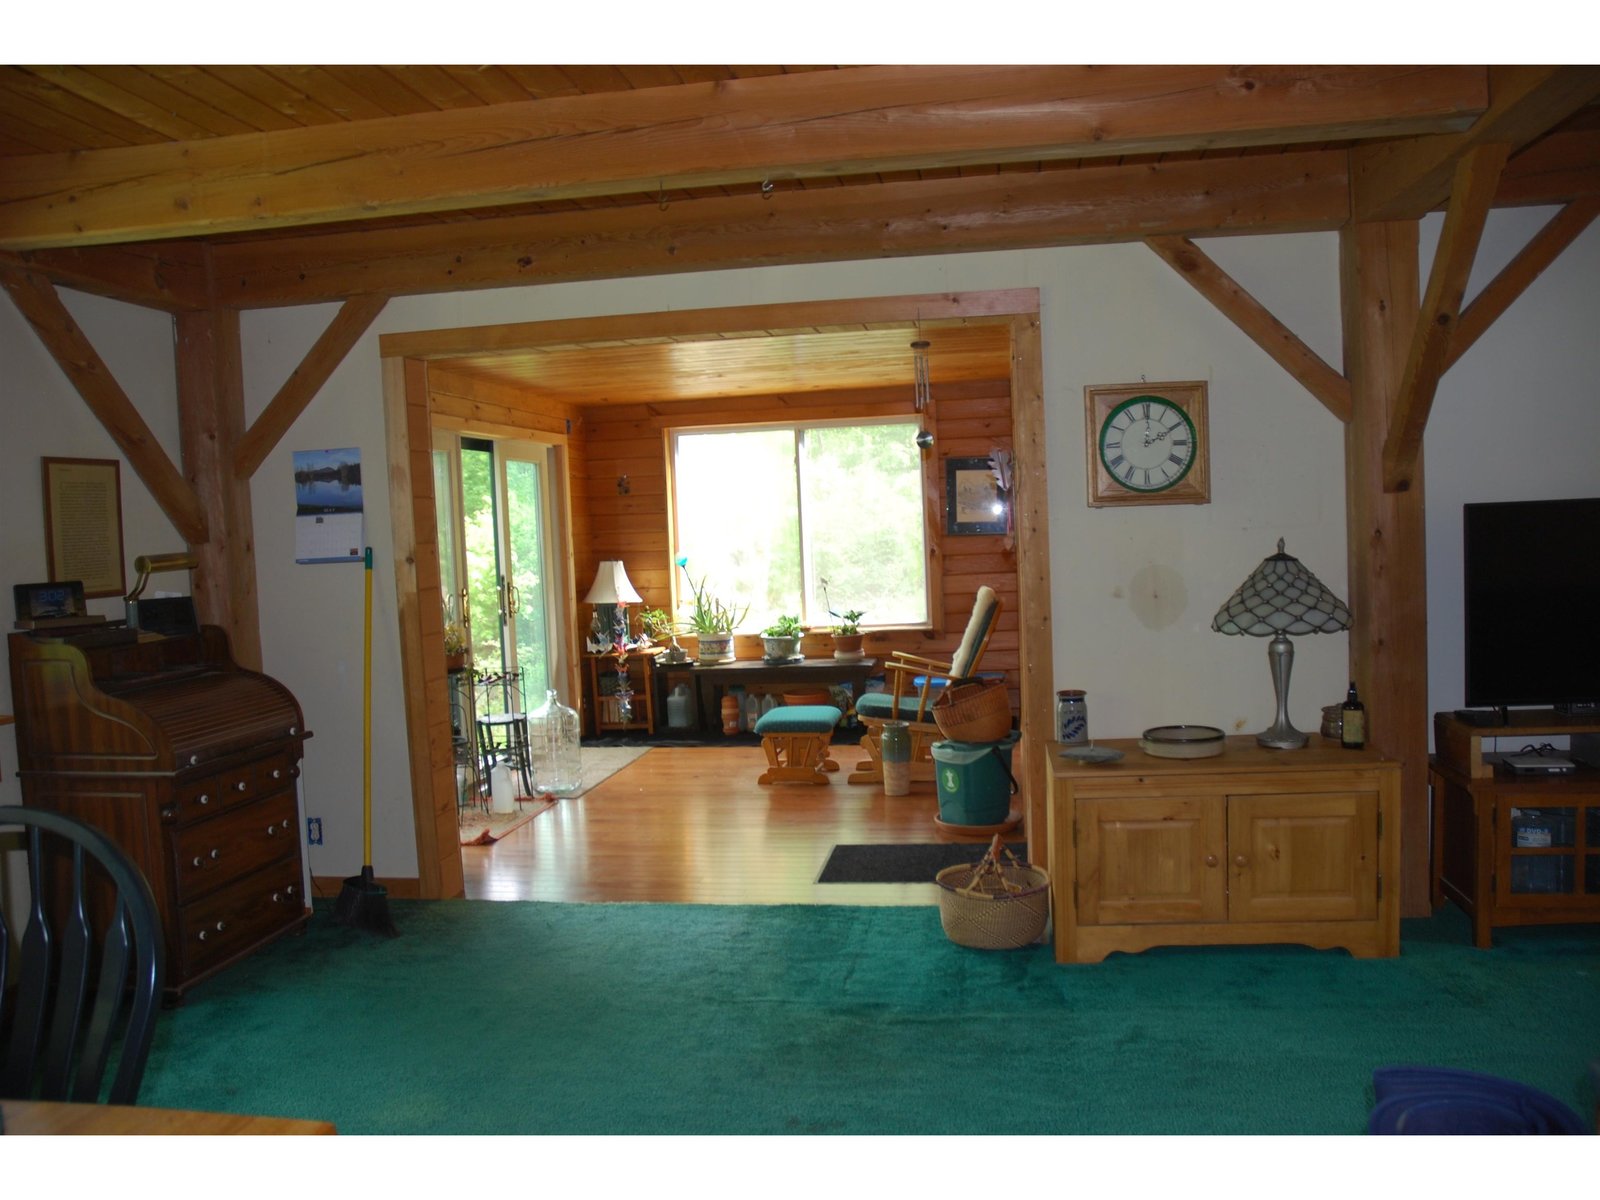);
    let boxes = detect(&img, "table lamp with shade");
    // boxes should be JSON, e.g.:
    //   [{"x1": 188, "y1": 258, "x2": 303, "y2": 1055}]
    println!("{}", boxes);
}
[
  {"x1": 584, "y1": 560, "x2": 643, "y2": 722},
  {"x1": 1212, "y1": 538, "x2": 1351, "y2": 750}
]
